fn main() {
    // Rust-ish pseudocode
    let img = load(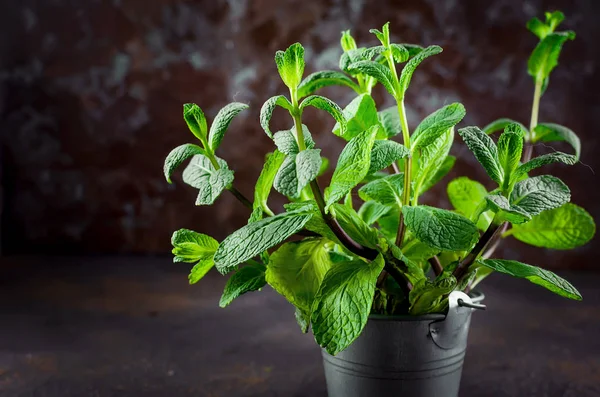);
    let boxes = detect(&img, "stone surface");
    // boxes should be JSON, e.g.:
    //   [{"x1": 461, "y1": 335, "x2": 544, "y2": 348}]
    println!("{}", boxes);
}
[
  {"x1": 1, "y1": 256, "x2": 599, "y2": 396},
  {"x1": 0, "y1": 0, "x2": 598, "y2": 268}
]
